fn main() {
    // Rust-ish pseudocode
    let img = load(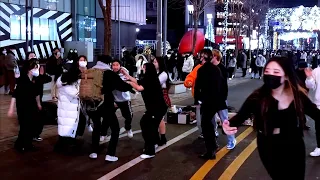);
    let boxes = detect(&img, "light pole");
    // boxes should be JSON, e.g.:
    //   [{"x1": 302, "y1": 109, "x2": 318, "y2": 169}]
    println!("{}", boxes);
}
[
  {"x1": 223, "y1": 0, "x2": 229, "y2": 64},
  {"x1": 156, "y1": 0, "x2": 163, "y2": 57},
  {"x1": 163, "y1": 0, "x2": 168, "y2": 56},
  {"x1": 206, "y1": 14, "x2": 214, "y2": 44}
]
